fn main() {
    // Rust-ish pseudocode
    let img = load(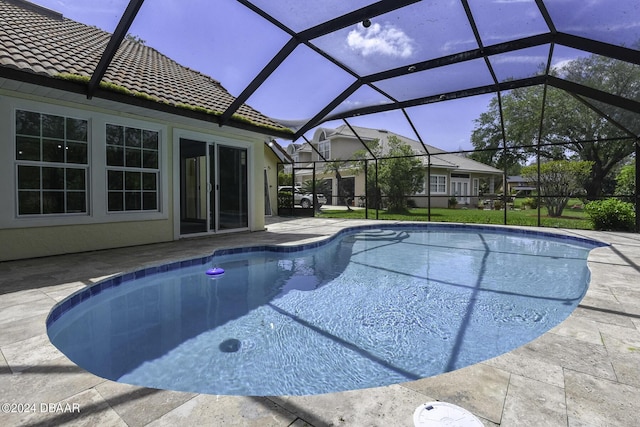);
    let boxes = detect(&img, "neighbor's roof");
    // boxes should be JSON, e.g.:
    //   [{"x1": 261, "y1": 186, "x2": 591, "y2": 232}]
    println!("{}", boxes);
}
[
  {"x1": 0, "y1": 0, "x2": 292, "y2": 136},
  {"x1": 319, "y1": 125, "x2": 503, "y2": 174},
  {"x1": 507, "y1": 176, "x2": 530, "y2": 183}
]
